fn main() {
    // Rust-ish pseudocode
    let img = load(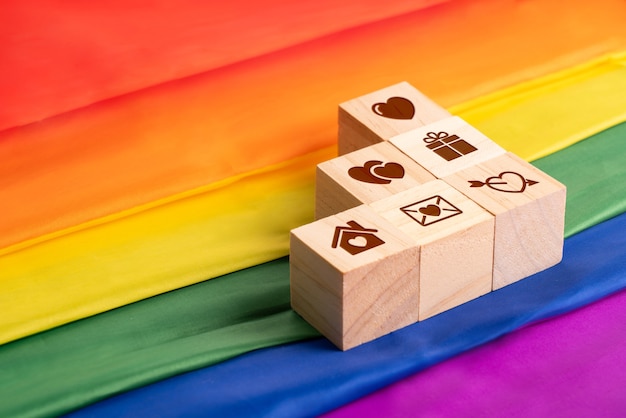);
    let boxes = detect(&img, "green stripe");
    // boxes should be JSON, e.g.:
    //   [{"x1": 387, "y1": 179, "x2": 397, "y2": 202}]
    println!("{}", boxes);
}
[
  {"x1": 533, "y1": 122, "x2": 626, "y2": 237},
  {"x1": 2, "y1": 123, "x2": 626, "y2": 418},
  {"x1": 0, "y1": 261, "x2": 318, "y2": 418}
]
